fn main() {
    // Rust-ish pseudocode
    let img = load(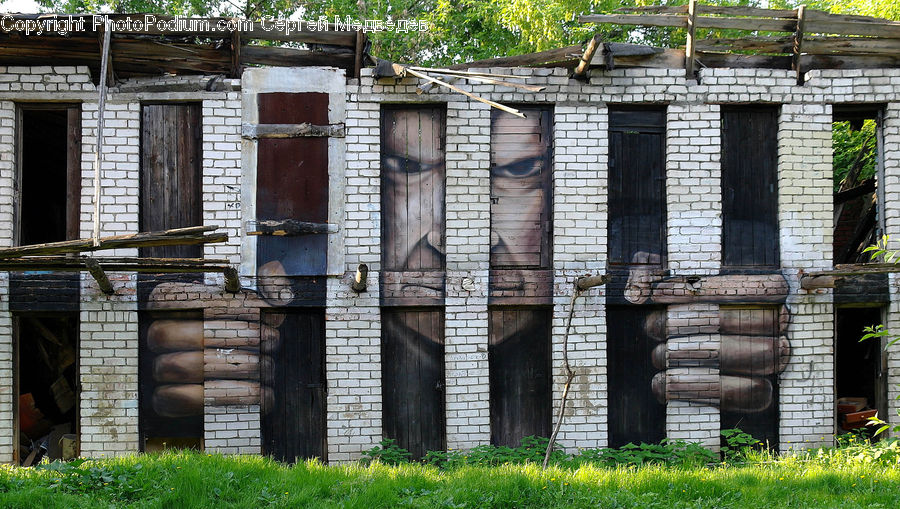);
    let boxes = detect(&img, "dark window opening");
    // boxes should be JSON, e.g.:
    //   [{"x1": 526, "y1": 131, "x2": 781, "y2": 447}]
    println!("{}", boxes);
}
[
  {"x1": 721, "y1": 106, "x2": 779, "y2": 269},
  {"x1": 835, "y1": 307, "x2": 886, "y2": 437},
  {"x1": 15, "y1": 313, "x2": 79, "y2": 465},
  {"x1": 17, "y1": 106, "x2": 80, "y2": 246},
  {"x1": 608, "y1": 107, "x2": 667, "y2": 267},
  {"x1": 833, "y1": 106, "x2": 882, "y2": 265}
]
